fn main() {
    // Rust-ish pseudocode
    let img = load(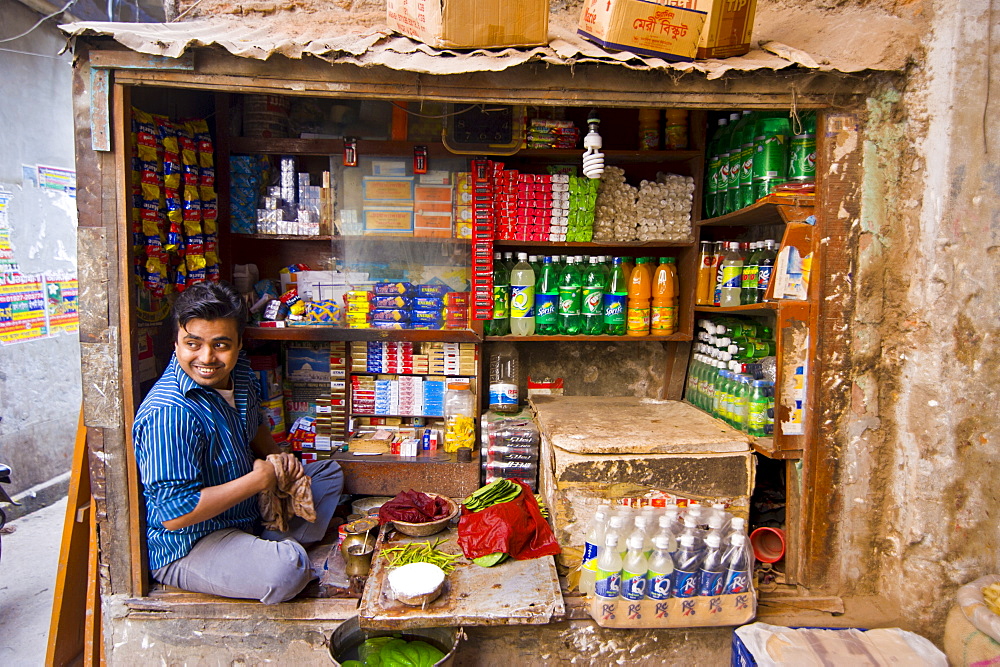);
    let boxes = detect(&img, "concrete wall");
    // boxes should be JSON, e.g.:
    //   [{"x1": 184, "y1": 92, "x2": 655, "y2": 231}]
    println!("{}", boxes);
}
[
  {"x1": 0, "y1": 0, "x2": 81, "y2": 509},
  {"x1": 835, "y1": 0, "x2": 1000, "y2": 641}
]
